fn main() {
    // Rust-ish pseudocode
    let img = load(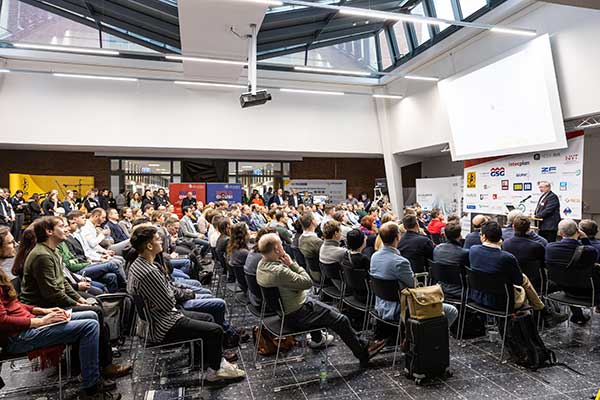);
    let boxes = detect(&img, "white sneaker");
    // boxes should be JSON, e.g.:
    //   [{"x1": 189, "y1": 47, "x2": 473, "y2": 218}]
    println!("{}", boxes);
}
[
  {"x1": 205, "y1": 359, "x2": 246, "y2": 382},
  {"x1": 308, "y1": 331, "x2": 334, "y2": 349}
]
